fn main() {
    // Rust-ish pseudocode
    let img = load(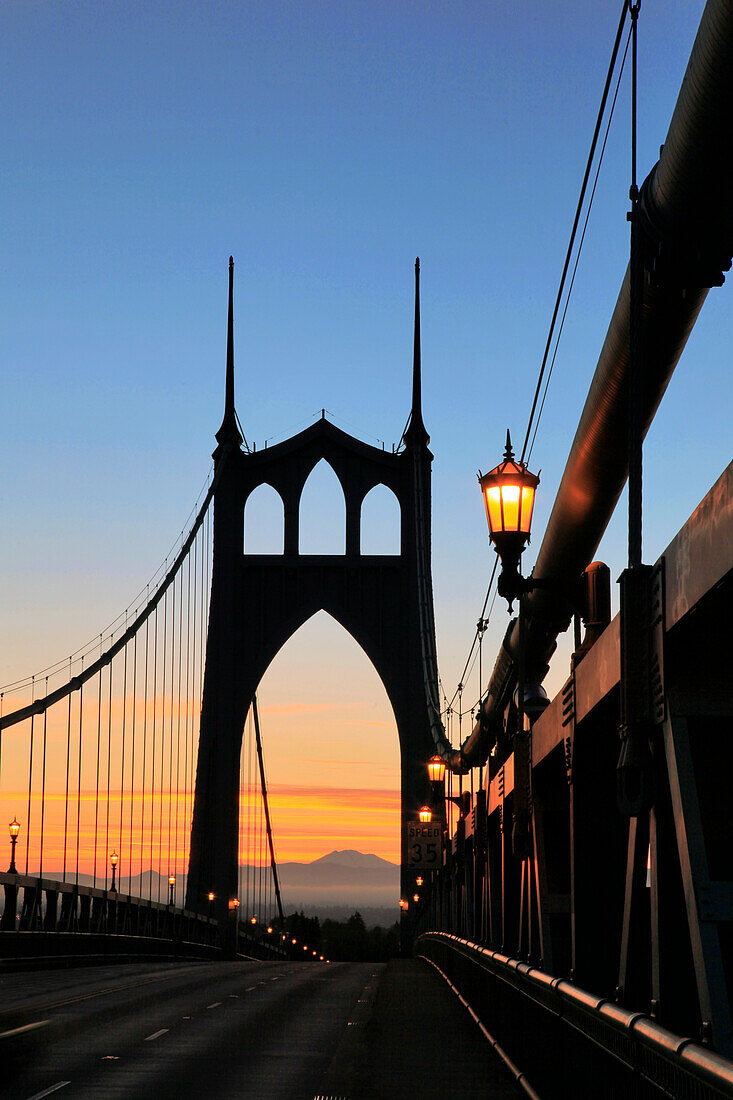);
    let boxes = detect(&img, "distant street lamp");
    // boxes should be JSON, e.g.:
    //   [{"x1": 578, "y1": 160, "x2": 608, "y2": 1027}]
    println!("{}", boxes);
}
[
  {"x1": 228, "y1": 897, "x2": 240, "y2": 912},
  {"x1": 110, "y1": 850, "x2": 118, "y2": 892},
  {"x1": 250, "y1": 916, "x2": 257, "y2": 926},
  {"x1": 418, "y1": 806, "x2": 433, "y2": 823},
  {"x1": 399, "y1": 898, "x2": 409, "y2": 911},
  {"x1": 8, "y1": 818, "x2": 20, "y2": 874},
  {"x1": 207, "y1": 891, "x2": 215, "y2": 921},
  {"x1": 478, "y1": 430, "x2": 539, "y2": 610},
  {"x1": 416, "y1": 876, "x2": 423, "y2": 887},
  {"x1": 168, "y1": 875, "x2": 176, "y2": 906},
  {"x1": 413, "y1": 893, "x2": 420, "y2": 903},
  {"x1": 267, "y1": 925, "x2": 273, "y2": 935}
]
